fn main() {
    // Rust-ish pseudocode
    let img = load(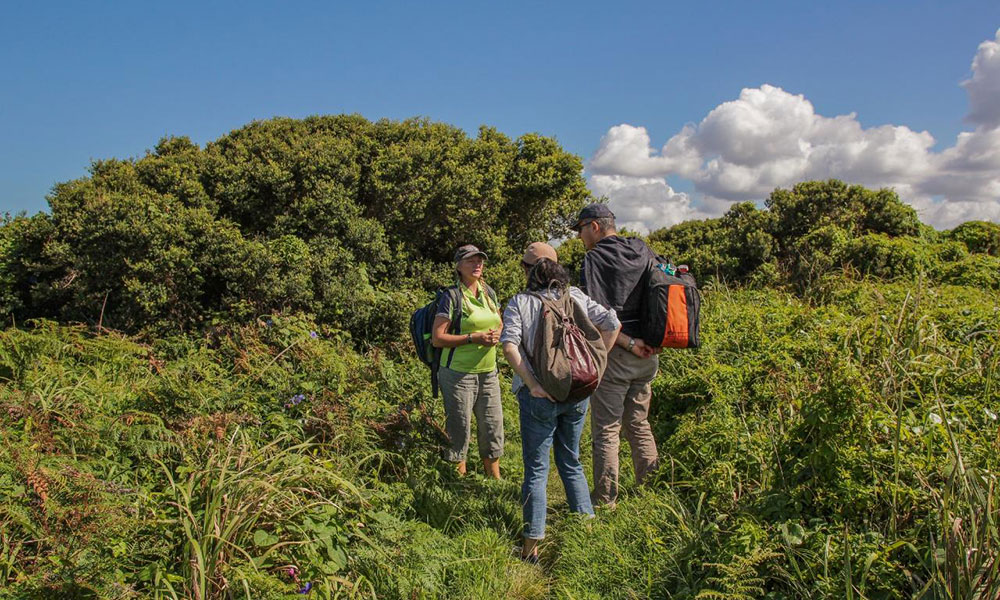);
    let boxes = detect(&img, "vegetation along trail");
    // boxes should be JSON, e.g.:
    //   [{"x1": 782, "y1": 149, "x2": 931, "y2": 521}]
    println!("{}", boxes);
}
[{"x1": 1, "y1": 115, "x2": 998, "y2": 598}]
